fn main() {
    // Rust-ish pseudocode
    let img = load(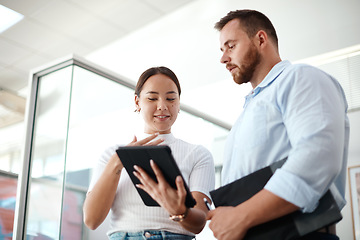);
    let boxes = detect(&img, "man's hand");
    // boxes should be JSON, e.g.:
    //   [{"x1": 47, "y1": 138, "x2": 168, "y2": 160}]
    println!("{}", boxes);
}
[
  {"x1": 207, "y1": 189, "x2": 300, "y2": 240},
  {"x1": 207, "y1": 206, "x2": 249, "y2": 240}
]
